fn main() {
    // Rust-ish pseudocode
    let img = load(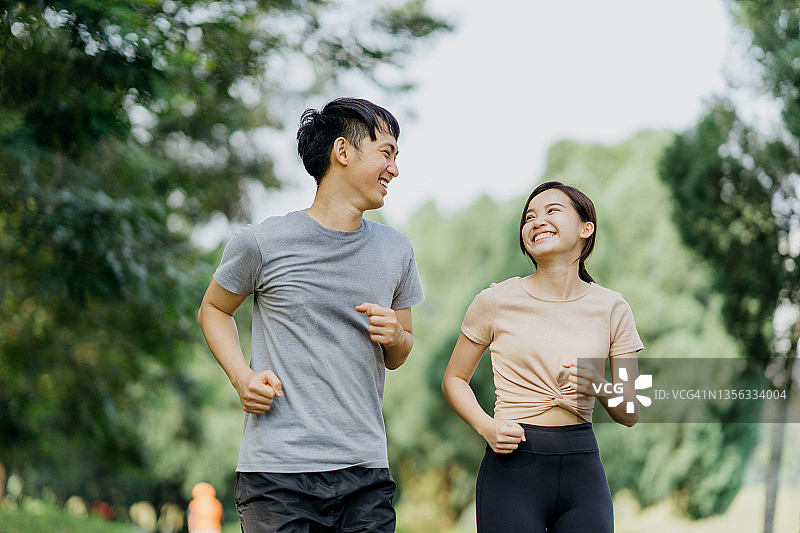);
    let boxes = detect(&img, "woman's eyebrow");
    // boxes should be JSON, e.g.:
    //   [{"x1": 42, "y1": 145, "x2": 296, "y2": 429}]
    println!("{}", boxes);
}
[{"x1": 527, "y1": 202, "x2": 565, "y2": 215}]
